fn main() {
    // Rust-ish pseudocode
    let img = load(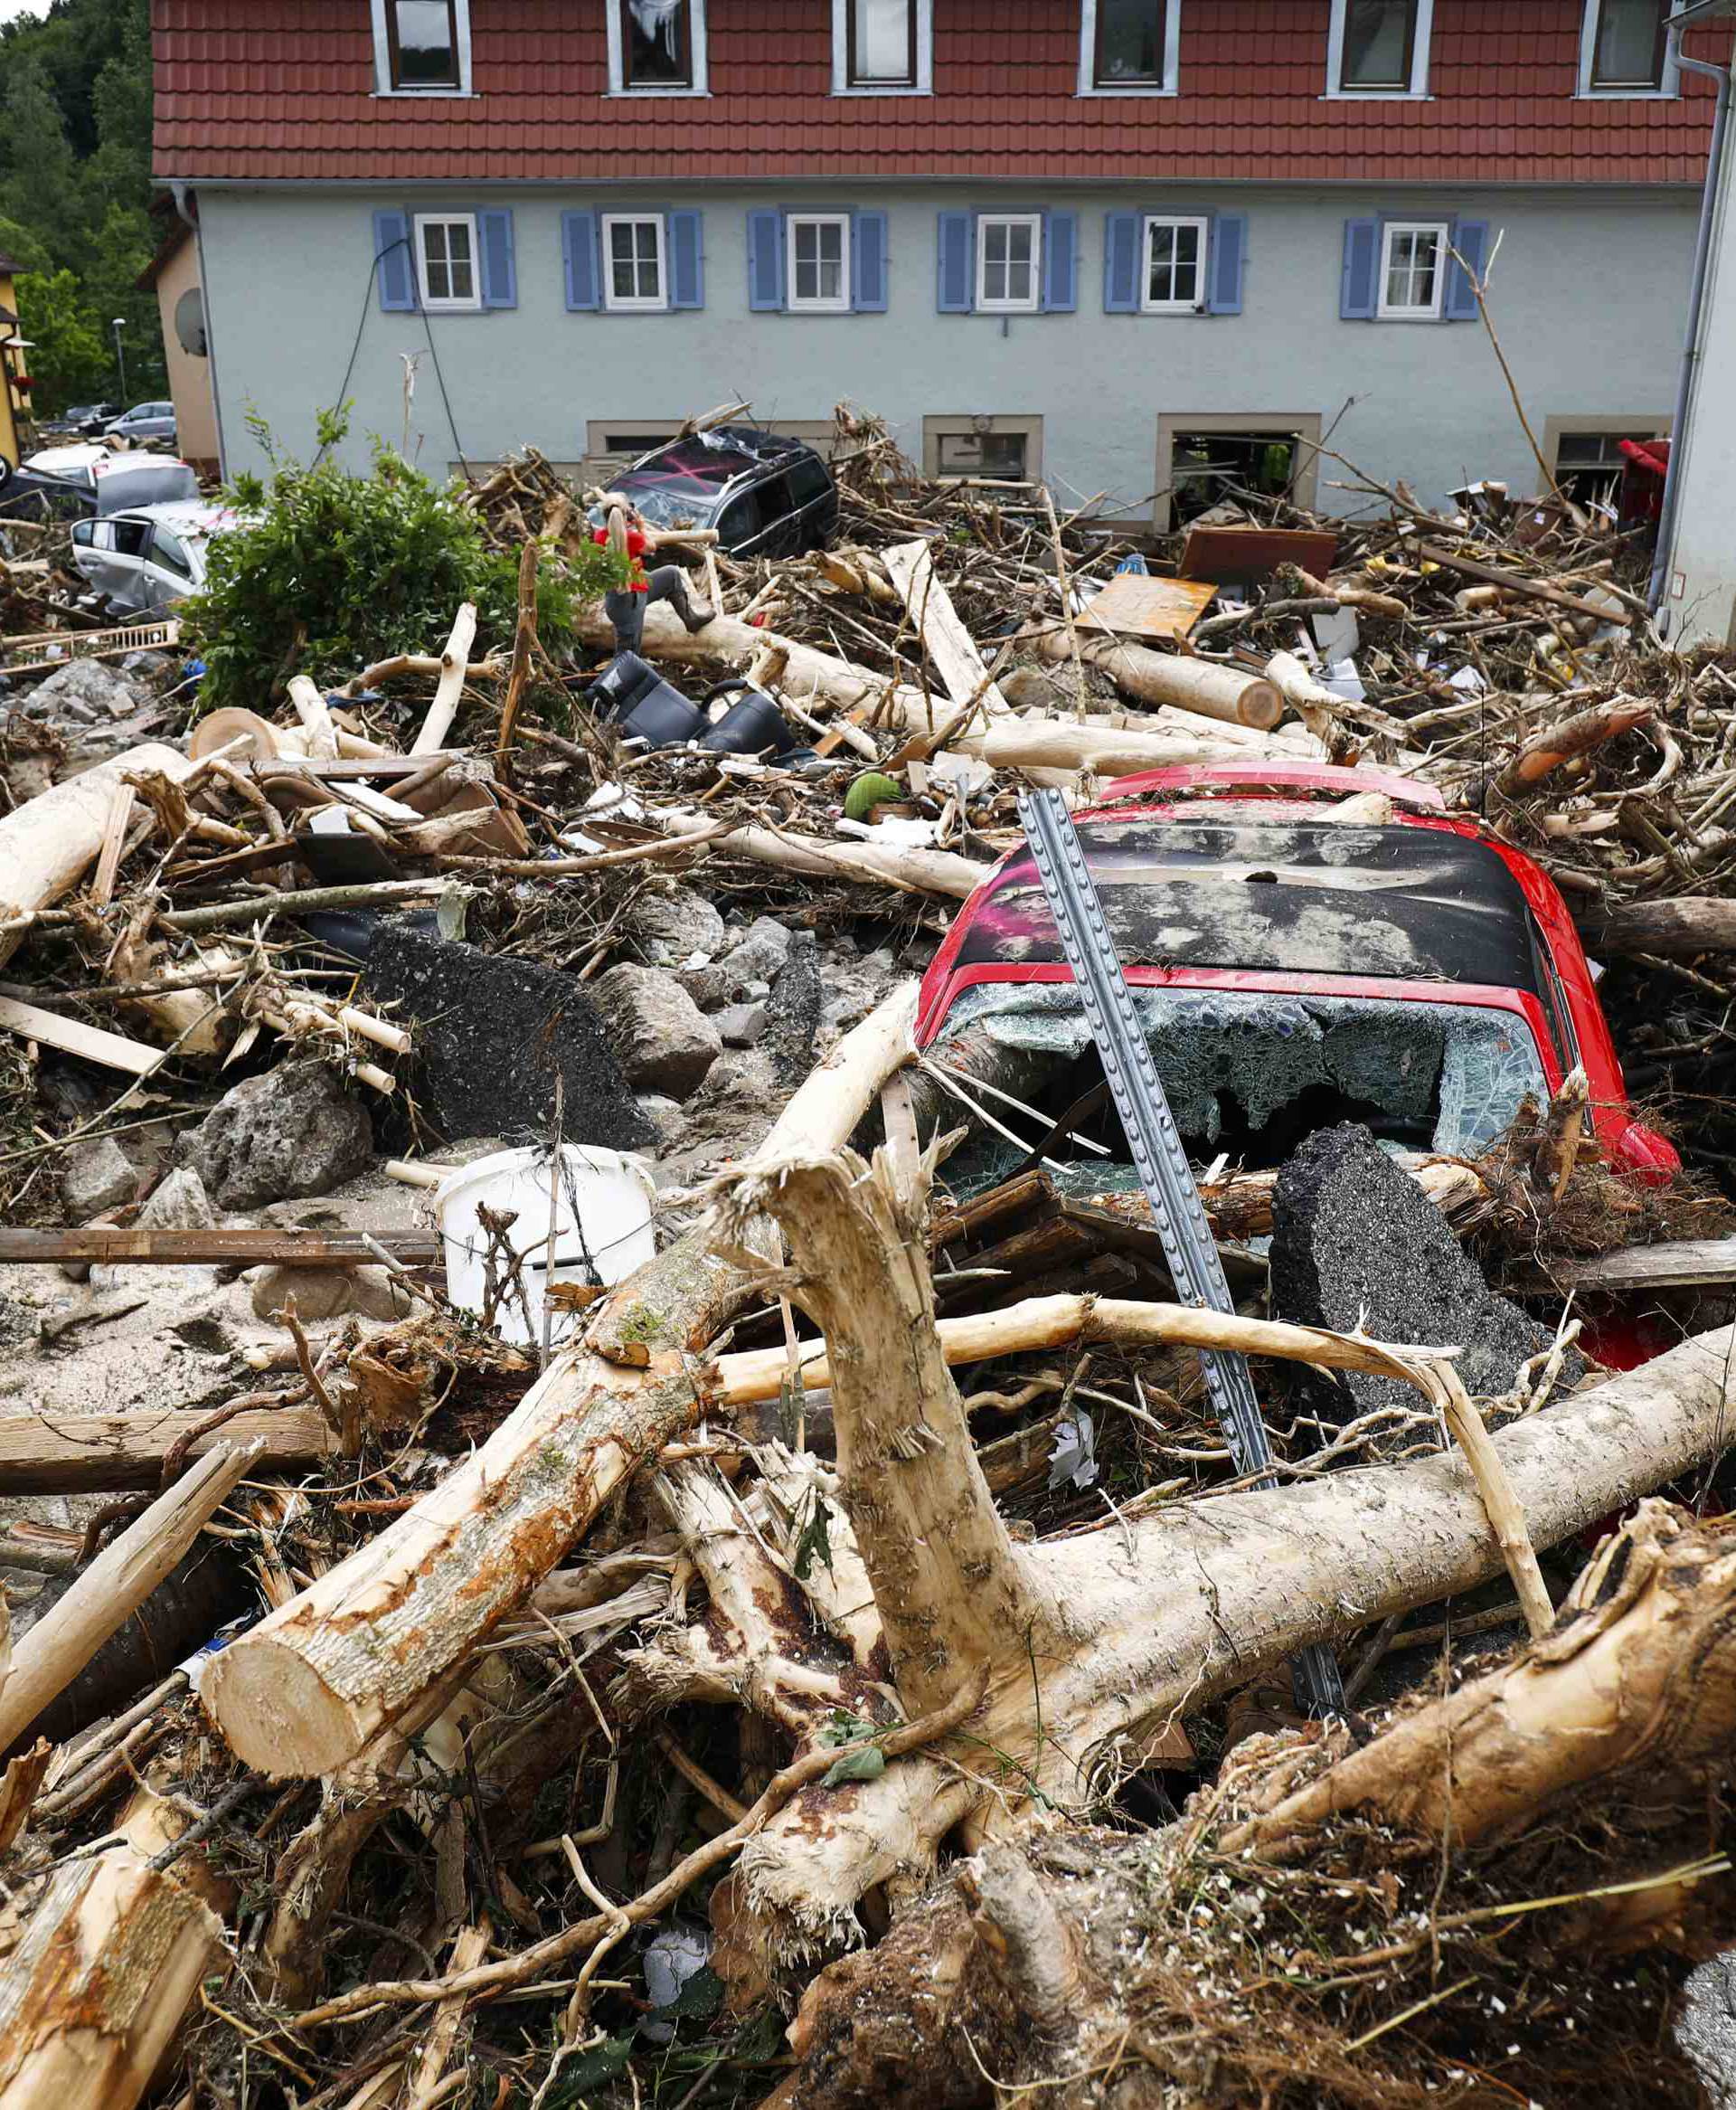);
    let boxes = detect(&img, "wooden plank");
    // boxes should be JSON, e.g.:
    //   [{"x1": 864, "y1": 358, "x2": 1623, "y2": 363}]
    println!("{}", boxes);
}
[
  {"x1": 881, "y1": 538, "x2": 1011, "y2": 720},
  {"x1": 0, "y1": 1226, "x2": 442, "y2": 1266},
  {"x1": 0, "y1": 1404, "x2": 333, "y2": 1495},
  {"x1": 1079, "y1": 572, "x2": 1218, "y2": 642},
  {"x1": 1179, "y1": 525, "x2": 1340, "y2": 585},
  {"x1": 0, "y1": 996, "x2": 164, "y2": 1076},
  {"x1": 1505, "y1": 1238, "x2": 1736, "y2": 1296},
  {"x1": 1409, "y1": 541, "x2": 1633, "y2": 626}
]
